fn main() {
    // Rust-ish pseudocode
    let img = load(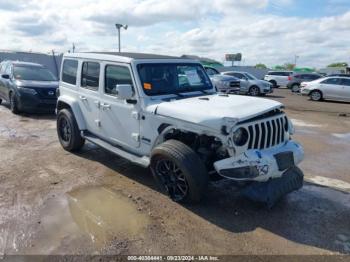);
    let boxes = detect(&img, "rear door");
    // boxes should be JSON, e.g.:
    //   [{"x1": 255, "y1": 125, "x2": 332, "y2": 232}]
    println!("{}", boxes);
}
[
  {"x1": 277, "y1": 72, "x2": 292, "y2": 87},
  {"x1": 339, "y1": 78, "x2": 350, "y2": 101},
  {"x1": 99, "y1": 63, "x2": 140, "y2": 149},
  {"x1": 319, "y1": 78, "x2": 343, "y2": 100},
  {"x1": 78, "y1": 61, "x2": 102, "y2": 135}
]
